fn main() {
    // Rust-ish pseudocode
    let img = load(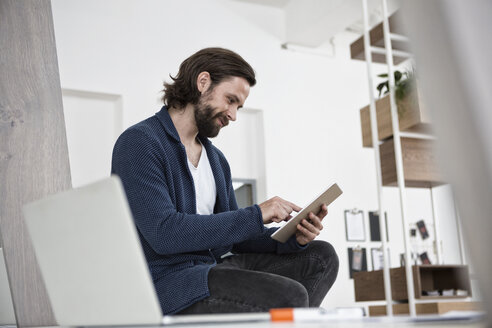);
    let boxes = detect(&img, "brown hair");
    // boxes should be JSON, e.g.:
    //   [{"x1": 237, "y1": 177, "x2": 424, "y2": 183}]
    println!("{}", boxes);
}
[{"x1": 162, "y1": 47, "x2": 256, "y2": 109}]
